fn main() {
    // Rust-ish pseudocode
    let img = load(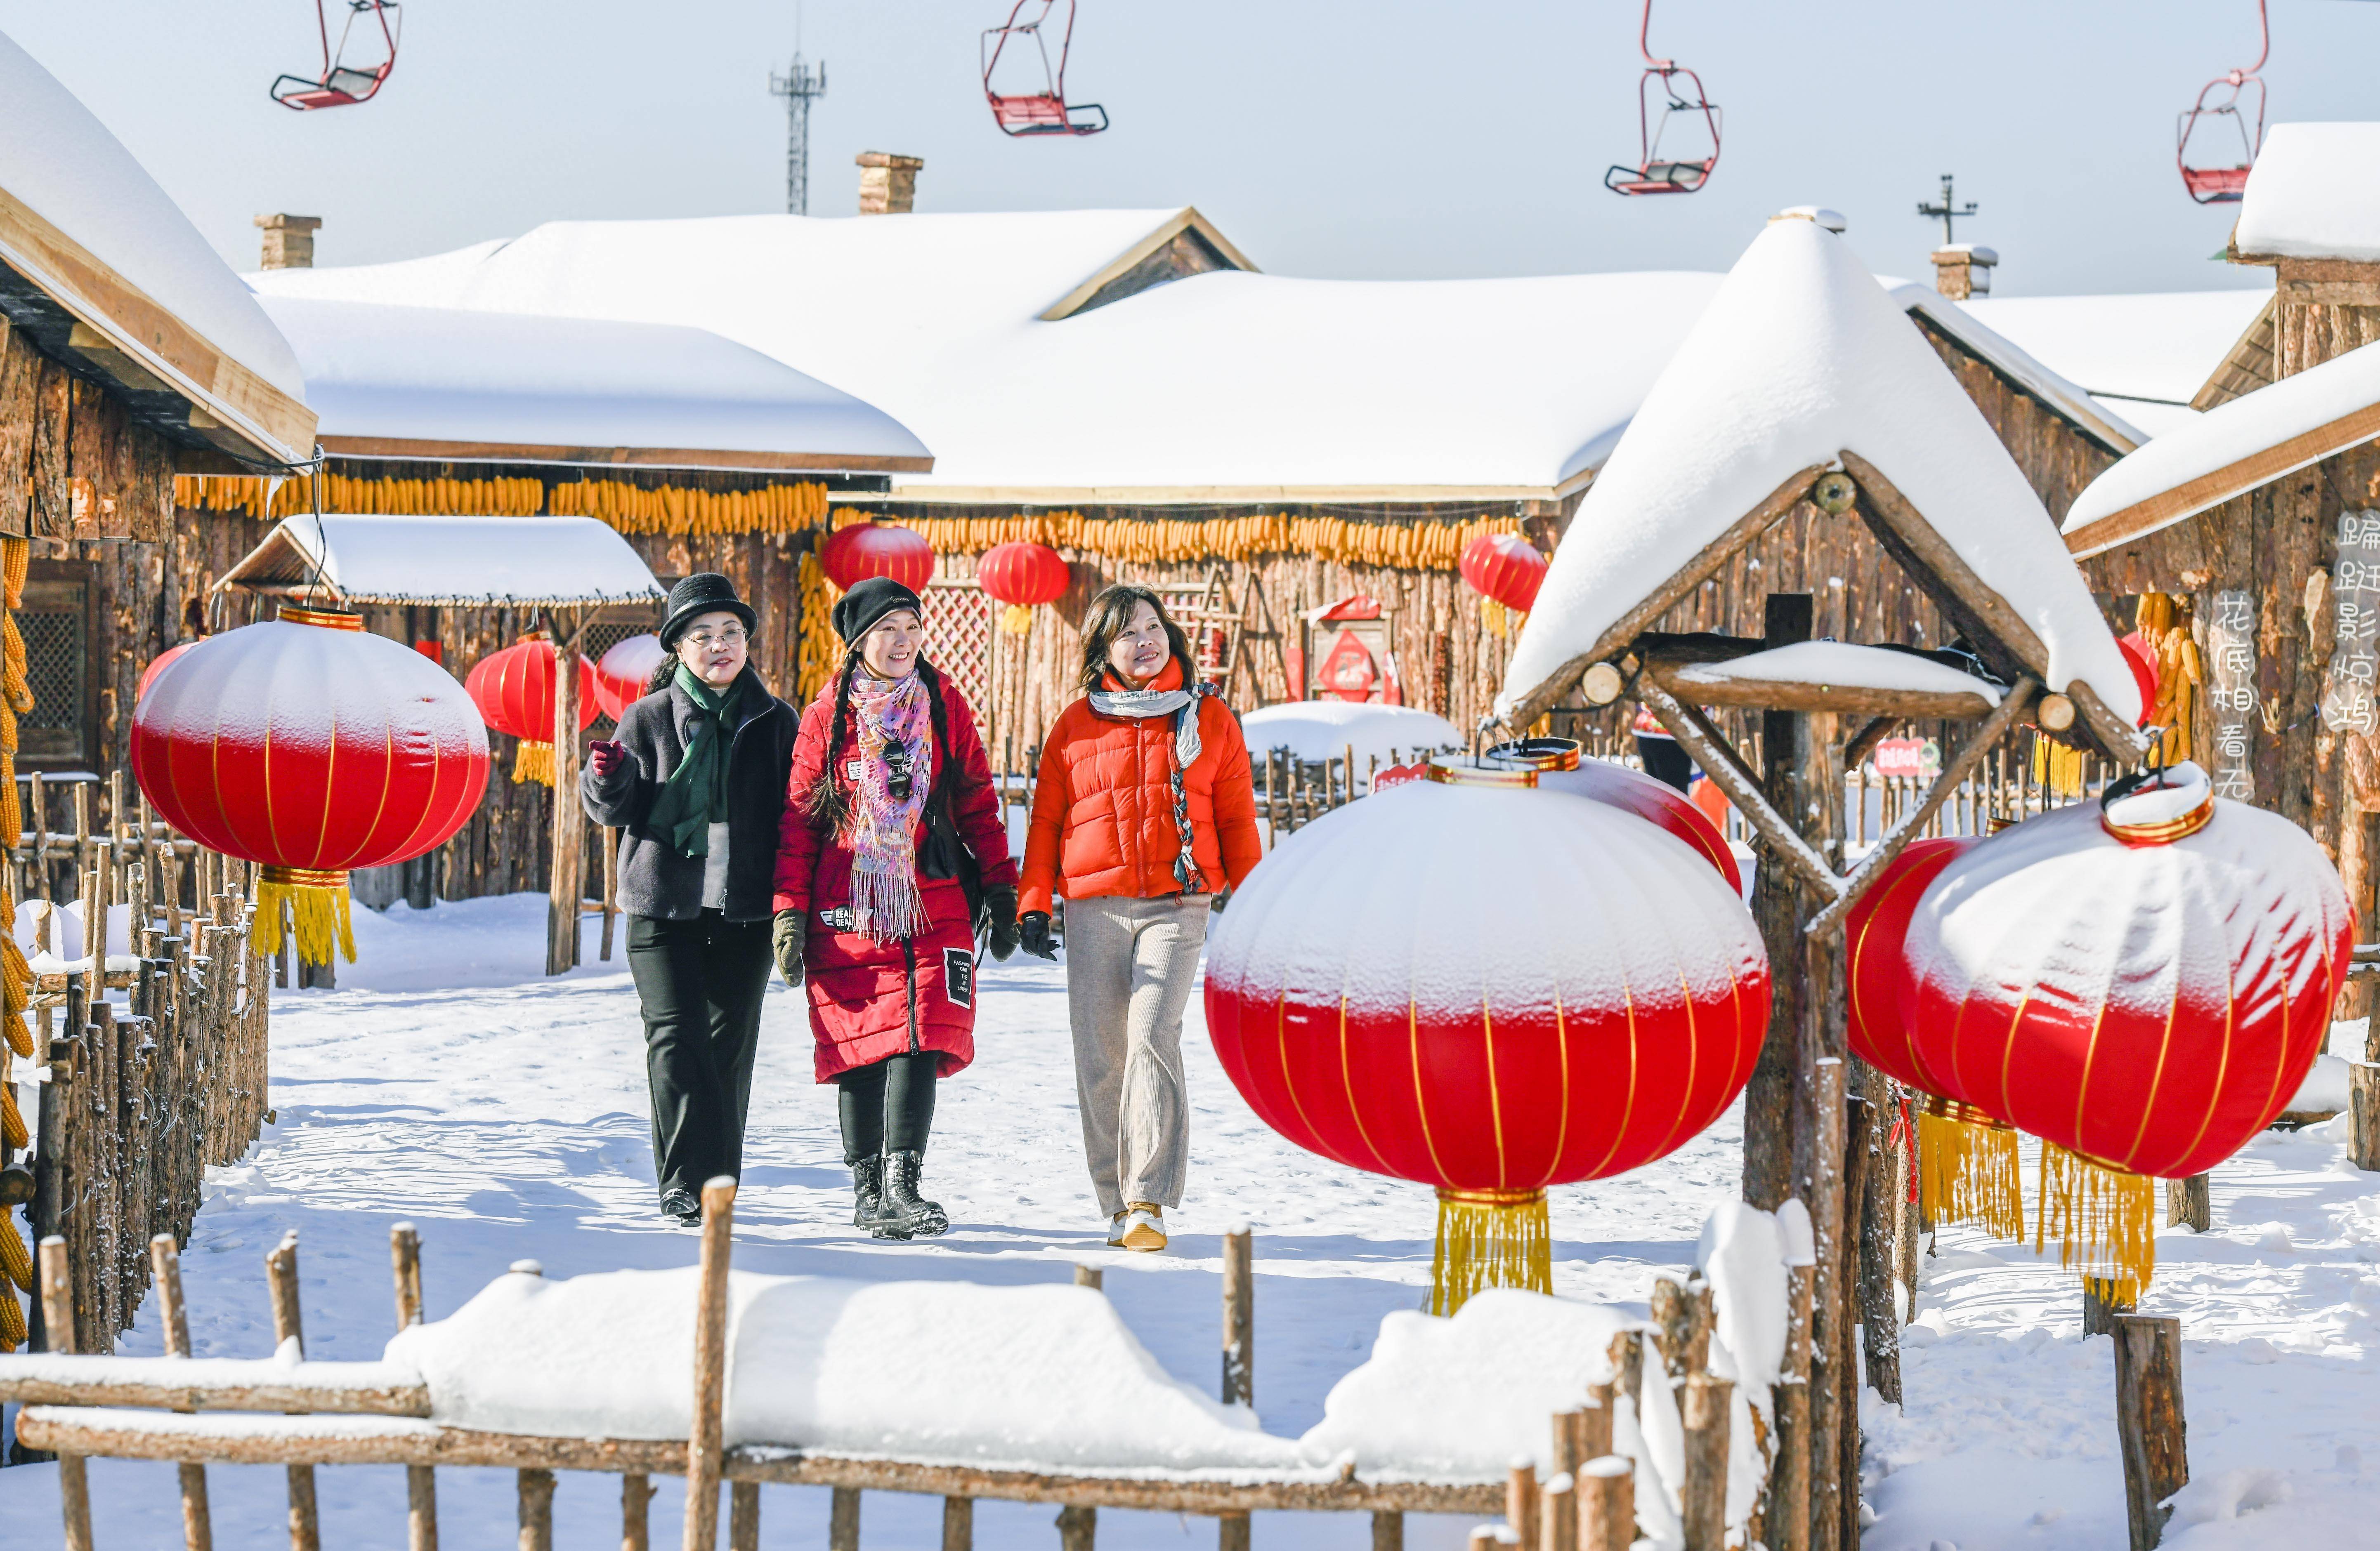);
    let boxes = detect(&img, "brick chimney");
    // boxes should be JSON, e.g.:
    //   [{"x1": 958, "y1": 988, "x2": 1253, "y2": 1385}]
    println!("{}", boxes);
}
[
  {"x1": 255, "y1": 213, "x2": 323, "y2": 269},
  {"x1": 1930, "y1": 243, "x2": 1998, "y2": 302},
  {"x1": 856, "y1": 153, "x2": 923, "y2": 216}
]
